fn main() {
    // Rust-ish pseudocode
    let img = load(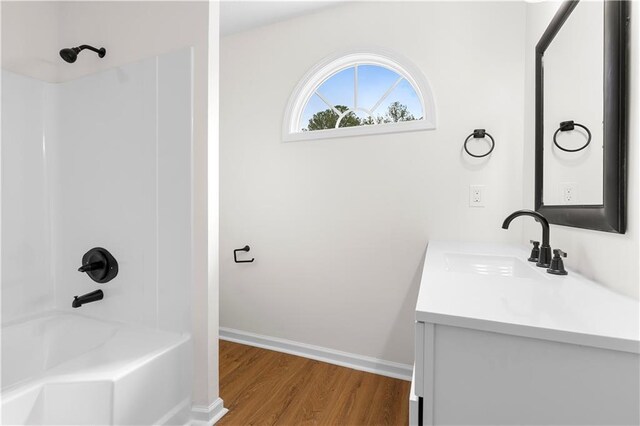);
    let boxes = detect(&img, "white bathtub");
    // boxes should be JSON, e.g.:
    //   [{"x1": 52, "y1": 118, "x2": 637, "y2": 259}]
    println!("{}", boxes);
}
[{"x1": 1, "y1": 312, "x2": 191, "y2": 425}]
